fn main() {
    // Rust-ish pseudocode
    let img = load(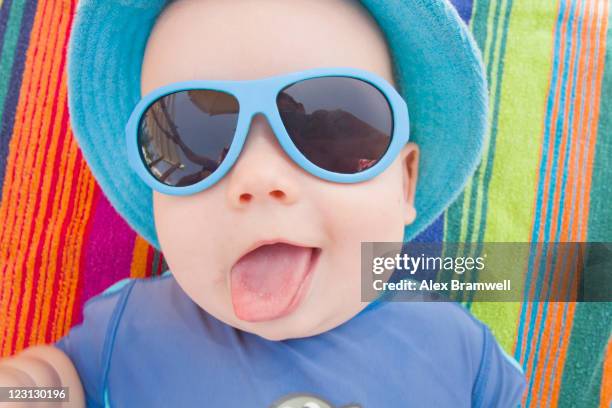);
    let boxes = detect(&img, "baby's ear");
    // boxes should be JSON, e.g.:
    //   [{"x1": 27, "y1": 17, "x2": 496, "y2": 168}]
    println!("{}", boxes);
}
[{"x1": 401, "y1": 142, "x2": 419, "y2": 225}]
